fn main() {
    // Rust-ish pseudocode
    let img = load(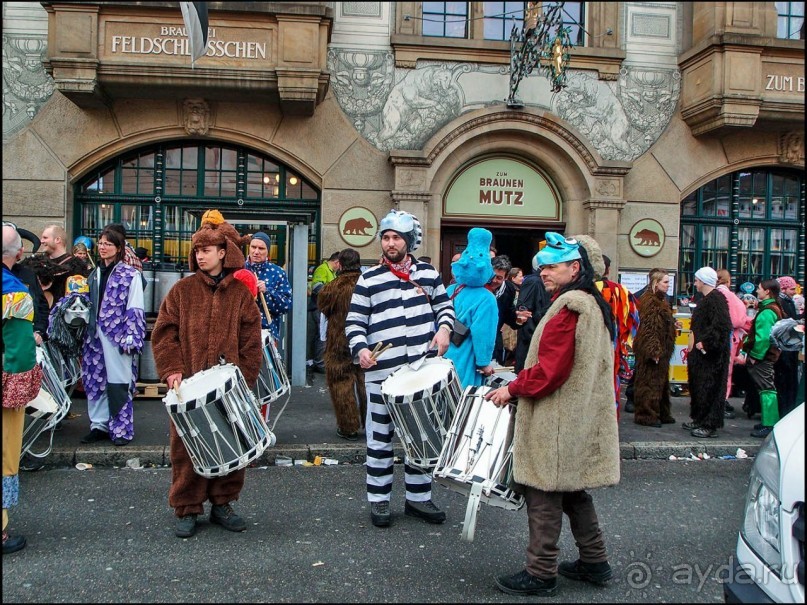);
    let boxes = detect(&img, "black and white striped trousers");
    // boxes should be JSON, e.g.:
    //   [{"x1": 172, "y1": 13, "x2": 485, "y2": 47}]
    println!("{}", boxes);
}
[{"x1": 365, "y1": 382, "x2": 431, "y2": 503}]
